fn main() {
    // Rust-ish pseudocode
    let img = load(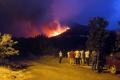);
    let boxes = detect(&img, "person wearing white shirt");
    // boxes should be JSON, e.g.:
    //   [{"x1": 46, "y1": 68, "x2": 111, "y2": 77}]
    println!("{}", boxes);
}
[
  {"x1": 59, "y1": 51, "x2": 63, "y2": 63},
  {"x1": 80, "y1": 50, "x2": 85, "y2": 65}
]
